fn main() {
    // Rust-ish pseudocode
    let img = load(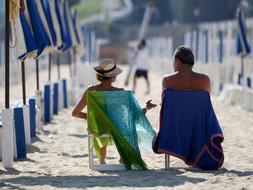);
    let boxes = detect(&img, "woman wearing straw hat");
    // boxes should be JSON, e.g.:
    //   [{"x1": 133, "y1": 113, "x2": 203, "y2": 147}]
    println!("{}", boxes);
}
[{"x1": 72, "y1": 58, "x2": 156, "y2": 164}]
